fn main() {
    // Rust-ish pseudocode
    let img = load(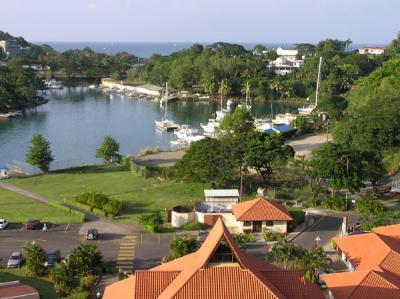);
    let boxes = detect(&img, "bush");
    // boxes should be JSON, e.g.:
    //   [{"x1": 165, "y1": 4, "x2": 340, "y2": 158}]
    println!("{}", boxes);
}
[
  {"x1": 79, "y1": 275, "x2": 97, "y2": 290},
  {"x1": 288, "y1": 208, "x2": 306, "y2": 224},
  {"x1": 329, "y1": 239, "x2": 337, "y2": 250},
  {"x1": 262, "y1": 230, "x2": 286, "y2": 242},
  {"x1": 120, "y1": 156, "x2": 131, "y2": 168},
  {"x1": 92, "y1": 208, "x2": 106, "y2": 217},
  {"x1": 170, "y1": 236, "x2": 200, "y2": 258},
  {"x1": 161, "y1": 255, "x2": 174, "y2": 264},
  {"x1": 65, "y1": 198, "x2": 93, "y2": 212},
  {"x1": 182, "y1": 221, "x2": 206, "y2": 231},
  {"x1": 322, "y1": 195, "x2": 347, "y2": 211},
  {"x1": 139, "y1": 211, "x2": 164, "y2": 233},
  {"x1": 234, "y1": 233, "x2": 256, "y2": 248},
  {"x1": 67, "y1": 290, "x2": 89, "y2": 299},
  {"x1": 103, "y1": 199, "x2": 123, "y2": 216},
  {"x1": 355, "y1": 194, "x2": 385, "y2": 215}
]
